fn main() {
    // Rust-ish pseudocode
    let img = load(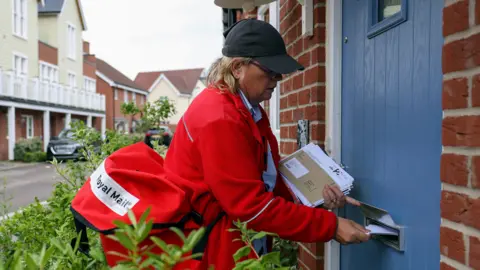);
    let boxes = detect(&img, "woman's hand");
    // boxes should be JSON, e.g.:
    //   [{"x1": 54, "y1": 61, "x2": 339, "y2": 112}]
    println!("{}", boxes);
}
[
  {"x1": 322, "y1": 184, "x2": 361, "y2": 210},
  {"x1": 335, "y1": 217, "x2": 370, "y2": 244}
]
